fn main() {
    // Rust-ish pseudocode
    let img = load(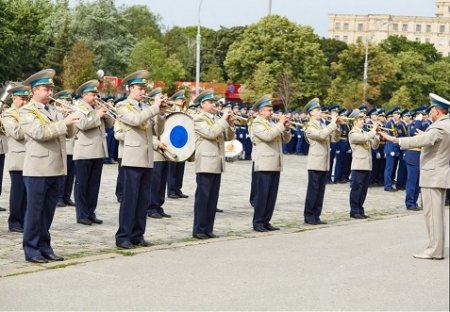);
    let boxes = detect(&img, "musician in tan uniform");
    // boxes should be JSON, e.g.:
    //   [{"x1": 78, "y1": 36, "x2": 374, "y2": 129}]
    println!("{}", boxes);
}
[
  {"x1": 147, "y1": 87, "x2": 171, "y2": 219},
  {"x1": 54, "y1": 90, "x2": 76, "y2": 208},
  {"x1": 250, "y1": 94, "x2": 291, "y2": 232},
  {"x1": 114, "y1": 70, "x2": 164, "y2": 249},
  {"x1": 303, "y1": 98, "x2": 340, "y2": 225},
  {"x1": 20, "y1": 69, "x2": 79, "y2": 263},
  {"x1": 381, "y1": 93, "x2": 450, "y2": 260},
  {"x1": 348, "y1": 109, "x2": 380, "y2": 219},
  {"x1": 192, "y1": 89, "x2": 235, "y2": 239},
  {"x1": 73, "y1": 80, "x2": 114, "y2": 225},
  {"x1": 0, "y1": 103, "x2": 6, "y2": 212},
  {"x1": 2, "y1": 85, "x2": 30, "y2": 232}
]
